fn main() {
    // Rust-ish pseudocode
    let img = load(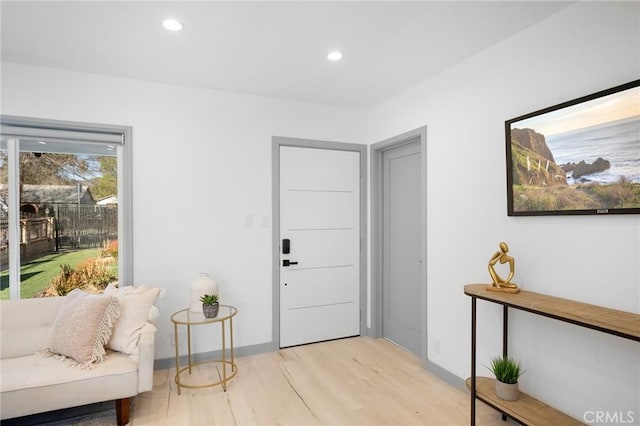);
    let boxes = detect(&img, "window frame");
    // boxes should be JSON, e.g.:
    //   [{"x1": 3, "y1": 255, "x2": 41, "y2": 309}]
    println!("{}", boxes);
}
[{"x1": 0, "y1": 115, "x2": 133, "y2": 298}]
